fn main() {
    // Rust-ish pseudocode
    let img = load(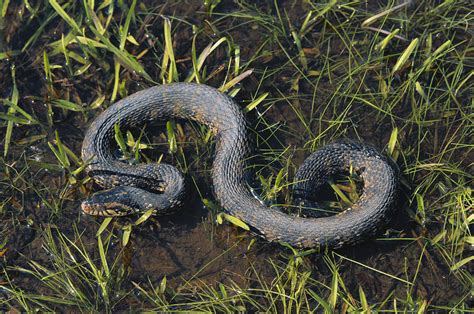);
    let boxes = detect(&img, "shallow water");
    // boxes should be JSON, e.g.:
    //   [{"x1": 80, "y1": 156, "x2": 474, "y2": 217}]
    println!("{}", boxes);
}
[{"x1": 1, "y1": 0, "x2": 471, "y2": 311}]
